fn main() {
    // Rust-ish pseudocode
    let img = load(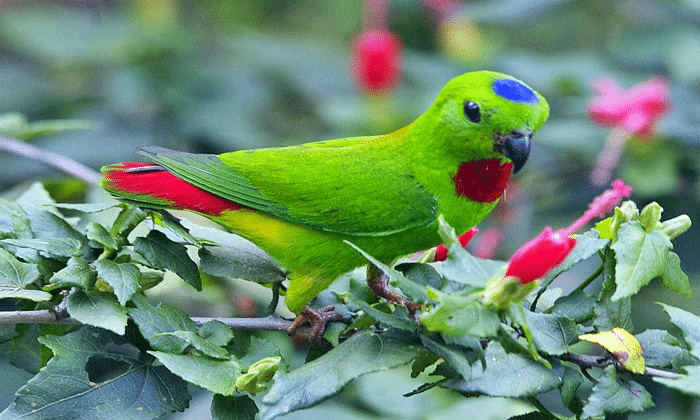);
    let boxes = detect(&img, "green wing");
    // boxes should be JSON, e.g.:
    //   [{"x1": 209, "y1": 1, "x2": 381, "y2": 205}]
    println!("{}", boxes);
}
[{"x1": 138, "y1": 137, "x2": 438, "y2": 236}]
